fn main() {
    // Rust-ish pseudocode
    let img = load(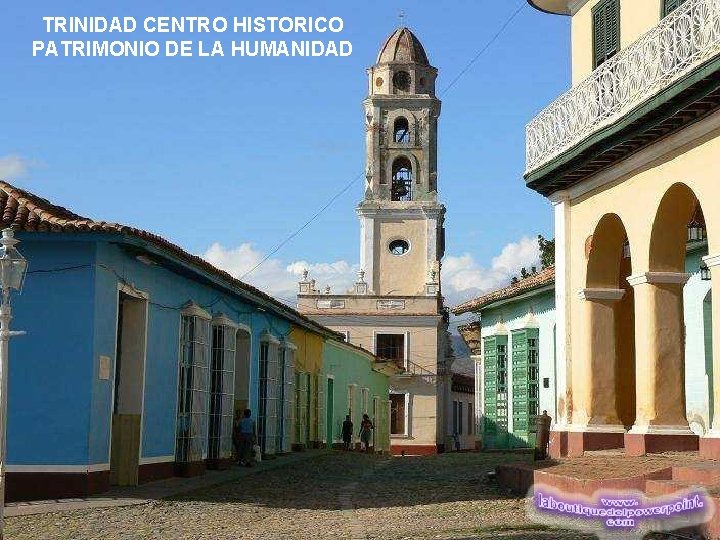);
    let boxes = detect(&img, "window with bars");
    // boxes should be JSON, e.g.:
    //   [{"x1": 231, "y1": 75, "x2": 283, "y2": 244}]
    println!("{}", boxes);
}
[
  {"x1": 458, "y1": 402, "x2": 463, "y2": 436},
  {"x1": 258, "y1": 335, "x2": 279, "y2": 455},
  {"x1": 592, "y1": 0, "x2": 620, "y2": 69},
  {"x1": 275, "y1": 344, "x2": 295, "y2": 453},
  {"x1": 295, "y1": 371, "x2": 310, "y2": 447},
  {"x1": 176, "y1": 309, "x2": 211, "y2": 463},
  {"x1": 208, "y1": 320, "x2": 237, "y2": 462},
  {"x1": 452, "y1": 400, "x2": 458, "y2": 434},
  {"x1": 468, "y1": 402, "x2": 473, "y2": 435},
  {"x1": 662, "y1": 0, "x2": 688, "y2": 17}
]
